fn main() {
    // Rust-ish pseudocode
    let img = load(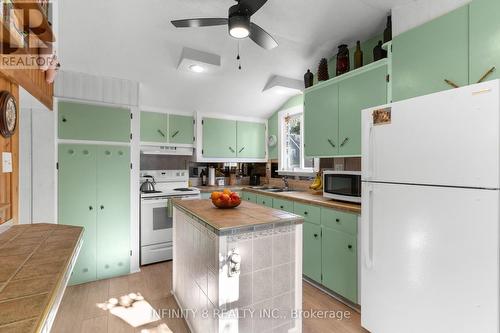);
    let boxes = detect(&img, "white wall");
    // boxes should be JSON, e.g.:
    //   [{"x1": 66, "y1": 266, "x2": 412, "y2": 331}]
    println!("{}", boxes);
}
[{"x1": 392, "y1": 0, "x2": 472, "y2": 36}]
